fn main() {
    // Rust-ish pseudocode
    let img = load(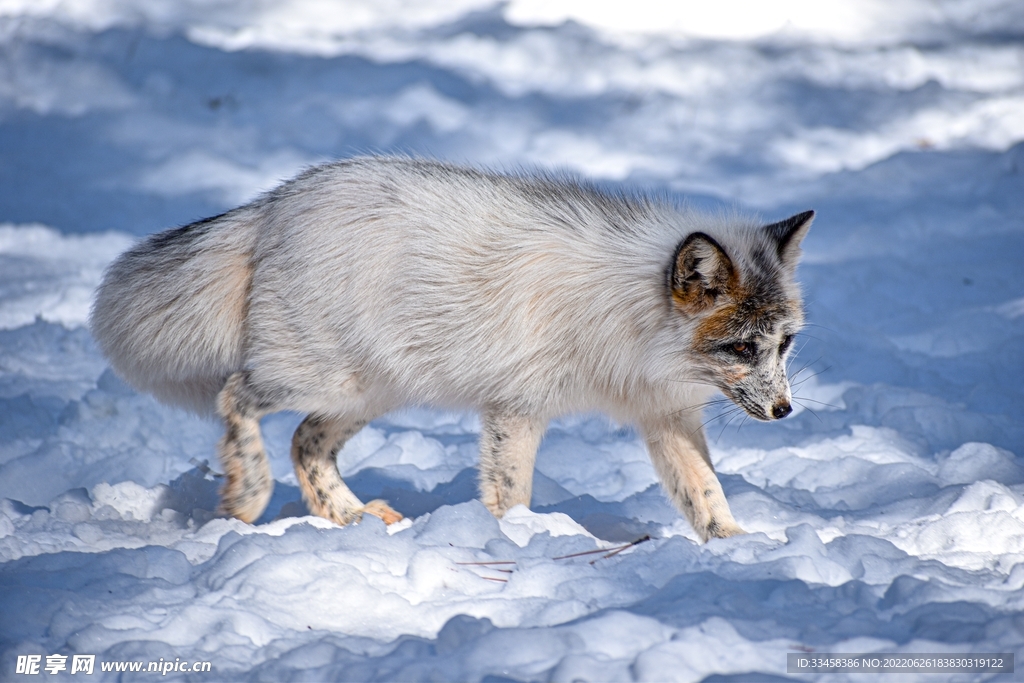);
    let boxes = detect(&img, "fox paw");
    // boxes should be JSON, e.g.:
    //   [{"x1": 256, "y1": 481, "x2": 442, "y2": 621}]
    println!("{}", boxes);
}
[
  {"x1": 362, "y1": 499, "x2": 404, "y2": 525},
  {"x1": 704, "y1": 518, "x2": 746, "y2": 541}
]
